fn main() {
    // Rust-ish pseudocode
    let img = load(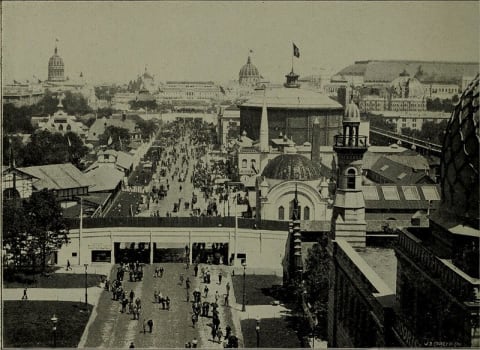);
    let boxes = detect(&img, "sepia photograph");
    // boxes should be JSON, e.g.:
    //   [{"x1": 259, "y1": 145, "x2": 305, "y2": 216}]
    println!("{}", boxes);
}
[{"x1": 1, "y1": 1, "x2": 479, "y2": 348}]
